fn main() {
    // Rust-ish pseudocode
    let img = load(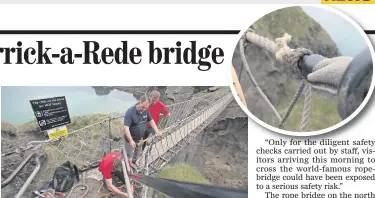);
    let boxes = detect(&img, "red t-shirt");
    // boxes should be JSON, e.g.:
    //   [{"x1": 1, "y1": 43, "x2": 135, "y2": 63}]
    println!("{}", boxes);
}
[
  {"x1": 98, "y1": 152, "x2": 122, "y2": 179},
  {"x1": 146, "y1": 101, "x2": 169, "y2": 127}
]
